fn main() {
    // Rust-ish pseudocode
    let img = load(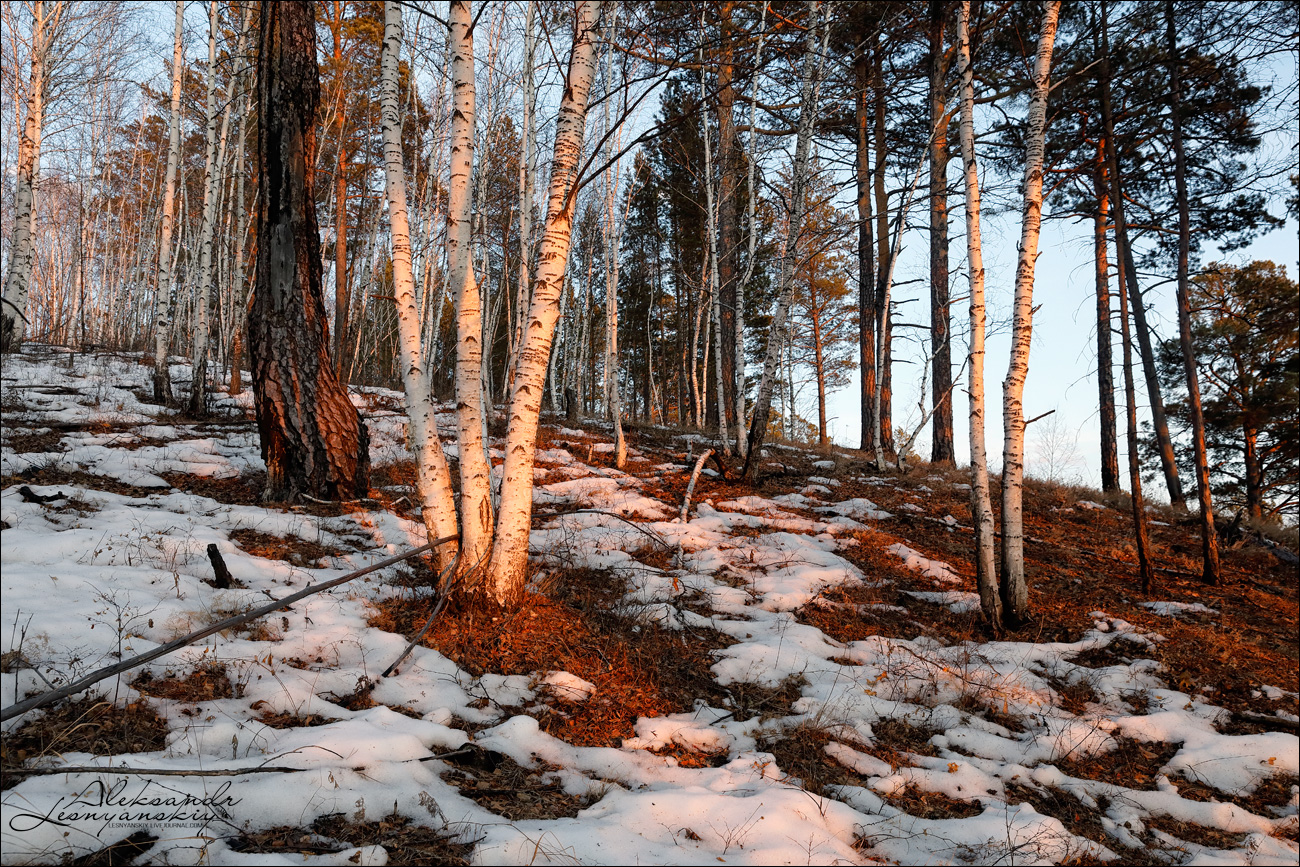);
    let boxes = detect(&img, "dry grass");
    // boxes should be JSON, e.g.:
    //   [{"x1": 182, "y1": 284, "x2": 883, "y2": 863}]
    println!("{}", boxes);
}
[
  {"x1": 132, "y1": 662, "x2": 233, "y2": 701},
  {"x1": 229, "y1": 809, "x2": 472, "y2": 865},
  {"x1": 369, "y1": 567, "x2": 739, "y2": 747},
  {"x1": 229, "y1": 527, "x2": 346, "y2": 566},
  {"x1": 1, "y1": 696, "x2": 170, "y2": 789}
]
